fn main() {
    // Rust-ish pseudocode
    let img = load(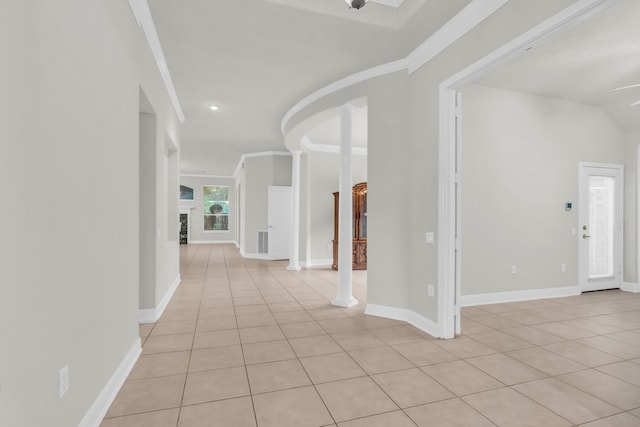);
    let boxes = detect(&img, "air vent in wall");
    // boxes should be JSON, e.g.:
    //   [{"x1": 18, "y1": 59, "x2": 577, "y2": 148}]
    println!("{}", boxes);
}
[{"x1": 258, "y1": 230, "x2": 268, "y2": 254}]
